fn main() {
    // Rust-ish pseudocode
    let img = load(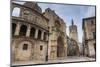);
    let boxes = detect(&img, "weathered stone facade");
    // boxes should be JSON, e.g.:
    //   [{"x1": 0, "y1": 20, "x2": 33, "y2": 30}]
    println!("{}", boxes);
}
[
  {"x1": 11, "y1": 2, "x2": 67, "y2": 65},
  {"x1": 11, "y1": 2, "x2": 49, "y2": 63},
  {"x1": 78, "y1": 42, "x2": 83, "y2": 55},
  {"x1": 43, "y1": 8, "x2": 67, "y2": 60},
  {"x1": 82, "y1": 16, "x2": 96, "y2": 57},
  {"x1": 67, "y1": 36, "x2": 79, "y2": 56}
]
